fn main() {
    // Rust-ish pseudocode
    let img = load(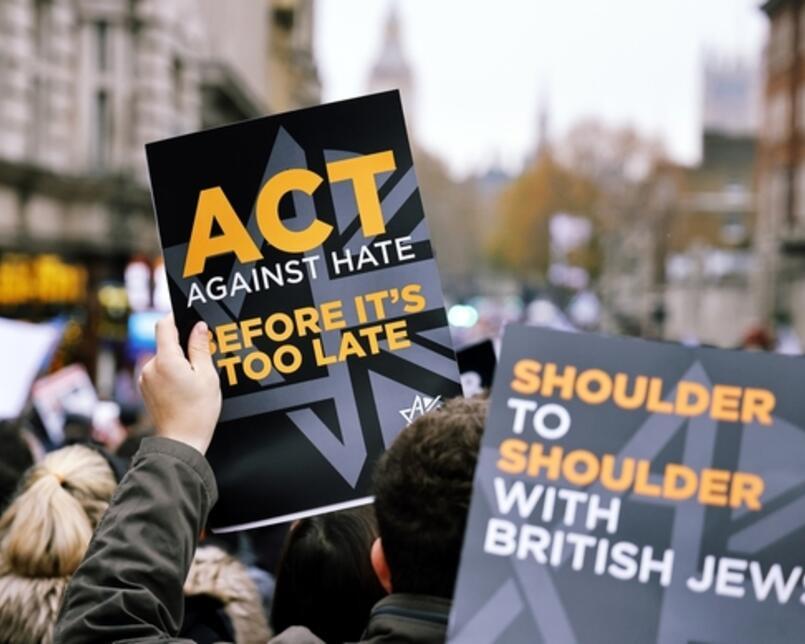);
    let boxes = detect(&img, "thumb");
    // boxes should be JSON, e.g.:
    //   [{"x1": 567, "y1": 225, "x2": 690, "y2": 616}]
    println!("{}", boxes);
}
[{"x1": 187, "y1": 321, "x2": 214, "y2": 373}]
